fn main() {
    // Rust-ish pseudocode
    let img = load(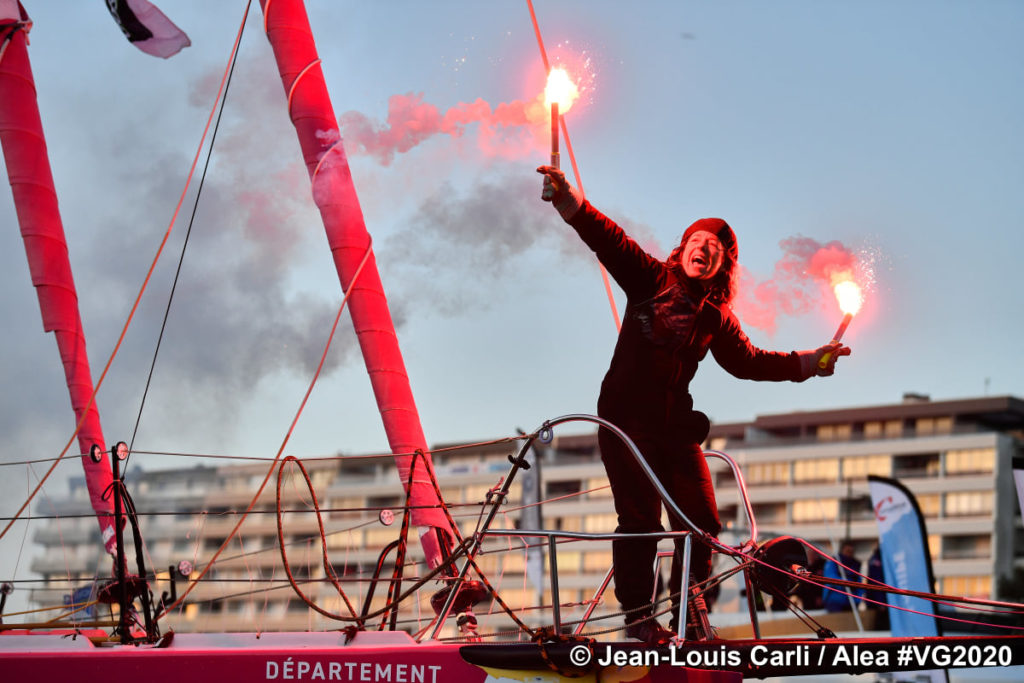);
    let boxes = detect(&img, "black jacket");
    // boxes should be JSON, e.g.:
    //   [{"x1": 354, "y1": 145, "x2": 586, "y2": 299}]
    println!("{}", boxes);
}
[{"x1": 567, "y1": 200, "x2": 805, "y2": 437}]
